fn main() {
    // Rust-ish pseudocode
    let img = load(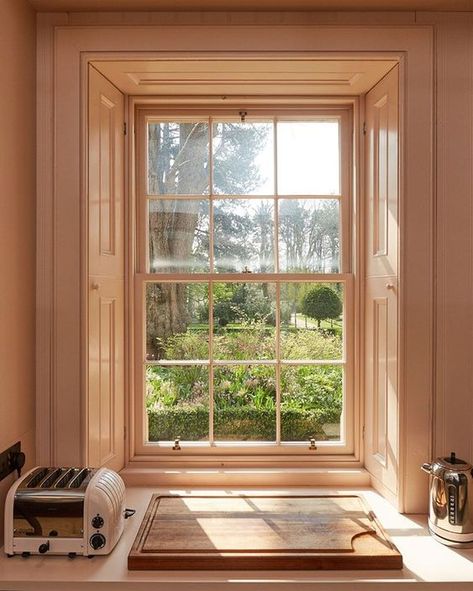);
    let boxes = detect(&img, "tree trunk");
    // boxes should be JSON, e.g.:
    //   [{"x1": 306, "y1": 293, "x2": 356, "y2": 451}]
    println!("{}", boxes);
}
[
  {"x1": 146, "y1": 283, "x2": 189, "y2": 359},
  {"x1": 146, "y1": 122, "x2": 208, "y2": 359}
]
